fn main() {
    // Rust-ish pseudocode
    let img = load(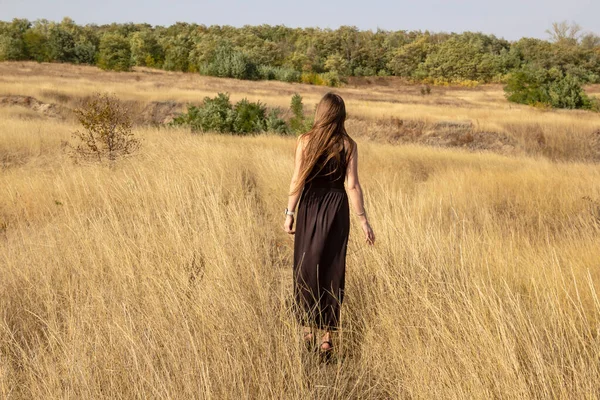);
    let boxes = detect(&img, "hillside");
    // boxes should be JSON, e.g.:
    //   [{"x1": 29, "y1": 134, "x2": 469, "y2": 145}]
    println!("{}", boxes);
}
[{"x1": 1, "y1": 61, "x2": 599, "y2": 166}]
